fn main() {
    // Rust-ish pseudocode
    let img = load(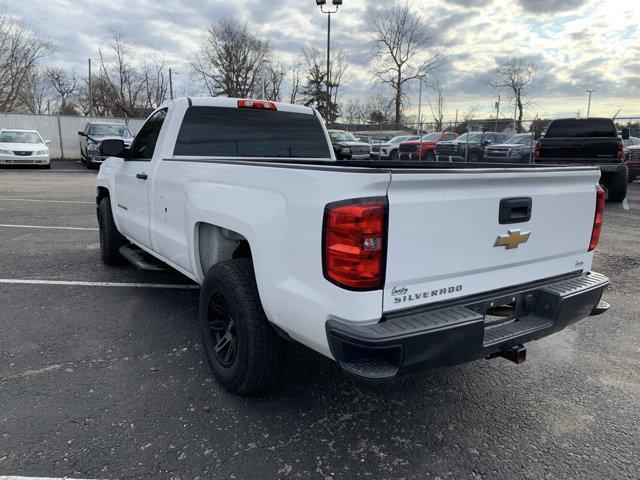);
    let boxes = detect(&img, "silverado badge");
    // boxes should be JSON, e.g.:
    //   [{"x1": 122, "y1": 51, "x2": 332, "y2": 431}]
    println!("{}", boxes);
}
[{"x1": 495, "y1": 229, "x2": 531, "y2": 249}]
